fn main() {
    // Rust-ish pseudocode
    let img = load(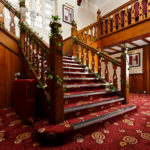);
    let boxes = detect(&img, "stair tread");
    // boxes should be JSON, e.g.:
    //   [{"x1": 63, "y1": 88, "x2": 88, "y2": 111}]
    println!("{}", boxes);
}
[
  {"x1": 64, "y1": 83, "x2": 107, "y2": 88},
  {"x1": 63, "y1": 63, "x2": 81, "y2": 66},
  {"x1": 64, "y1": 97, "x2": 124, "y2": 114},
  {"x1": 71, "y1": 105, "x2": 137, "y2": 130},
  {"x1": 63, "y1": 72, "x2": 92, "y2": 75},
  {"x1": 63, "y1": 66, "x2": 85, "y2": 70},
  {"x1": 64, "y1": 77, "x2": 99, "y2": 81},
  {"x1": 35, "y1": 104, "x2": 137, "y2": 134},
  {"x1": 64, "y1": 89, "x2": 114, "y2": 99}
]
